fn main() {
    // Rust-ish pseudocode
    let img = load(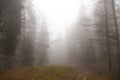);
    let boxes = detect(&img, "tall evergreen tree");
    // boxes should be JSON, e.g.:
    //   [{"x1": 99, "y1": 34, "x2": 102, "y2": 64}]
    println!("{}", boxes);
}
[
  {"x1": 15, "y1": 0, "x2": 35, "y2": 67},
  {"x1": 0, "y1": 0, "x2": 23, "y2": 70},
  {"x1": 35, "y1": 21, "x2": 49, "y2": 66}
]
